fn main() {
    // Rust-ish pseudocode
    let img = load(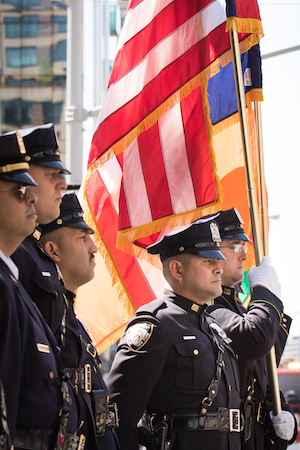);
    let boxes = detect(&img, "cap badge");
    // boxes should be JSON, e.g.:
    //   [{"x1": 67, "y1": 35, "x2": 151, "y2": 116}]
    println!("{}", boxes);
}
[
  {"x1": 210, "y1": 222, "x2": 221, "y2": 242},
  {"x1": 16, "y1": 132, "x2": 26, "y2": 154},
  {"x1": 234, "y1": 207, "x2": 244, "y2": 224}
]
